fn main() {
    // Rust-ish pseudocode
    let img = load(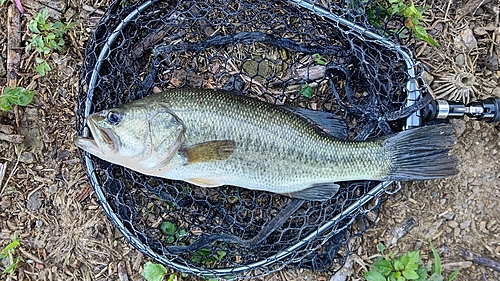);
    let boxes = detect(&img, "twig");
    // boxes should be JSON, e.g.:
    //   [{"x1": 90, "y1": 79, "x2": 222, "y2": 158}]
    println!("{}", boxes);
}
[
  {"x1": 18, "y1": 248, "x2": 44, "y2": 264},
  {"x1": 0, "y1": 148, "x2": 22, "y2": 197},
  {"x1": 7, "y1": 5, "x2": 22, "y2": 127},
  {"x1": 444, "y1": 0, "x2": 452, "y2": 21},
  {"x1": 0, "y1": 162, "x2": 6, "y2": 192},
  {"x1": 457, "y1": 246, "x2": 500, "y2": 272},
  {"x1": 0, "y1": 132, "x2": 24, "y2": 143}
]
